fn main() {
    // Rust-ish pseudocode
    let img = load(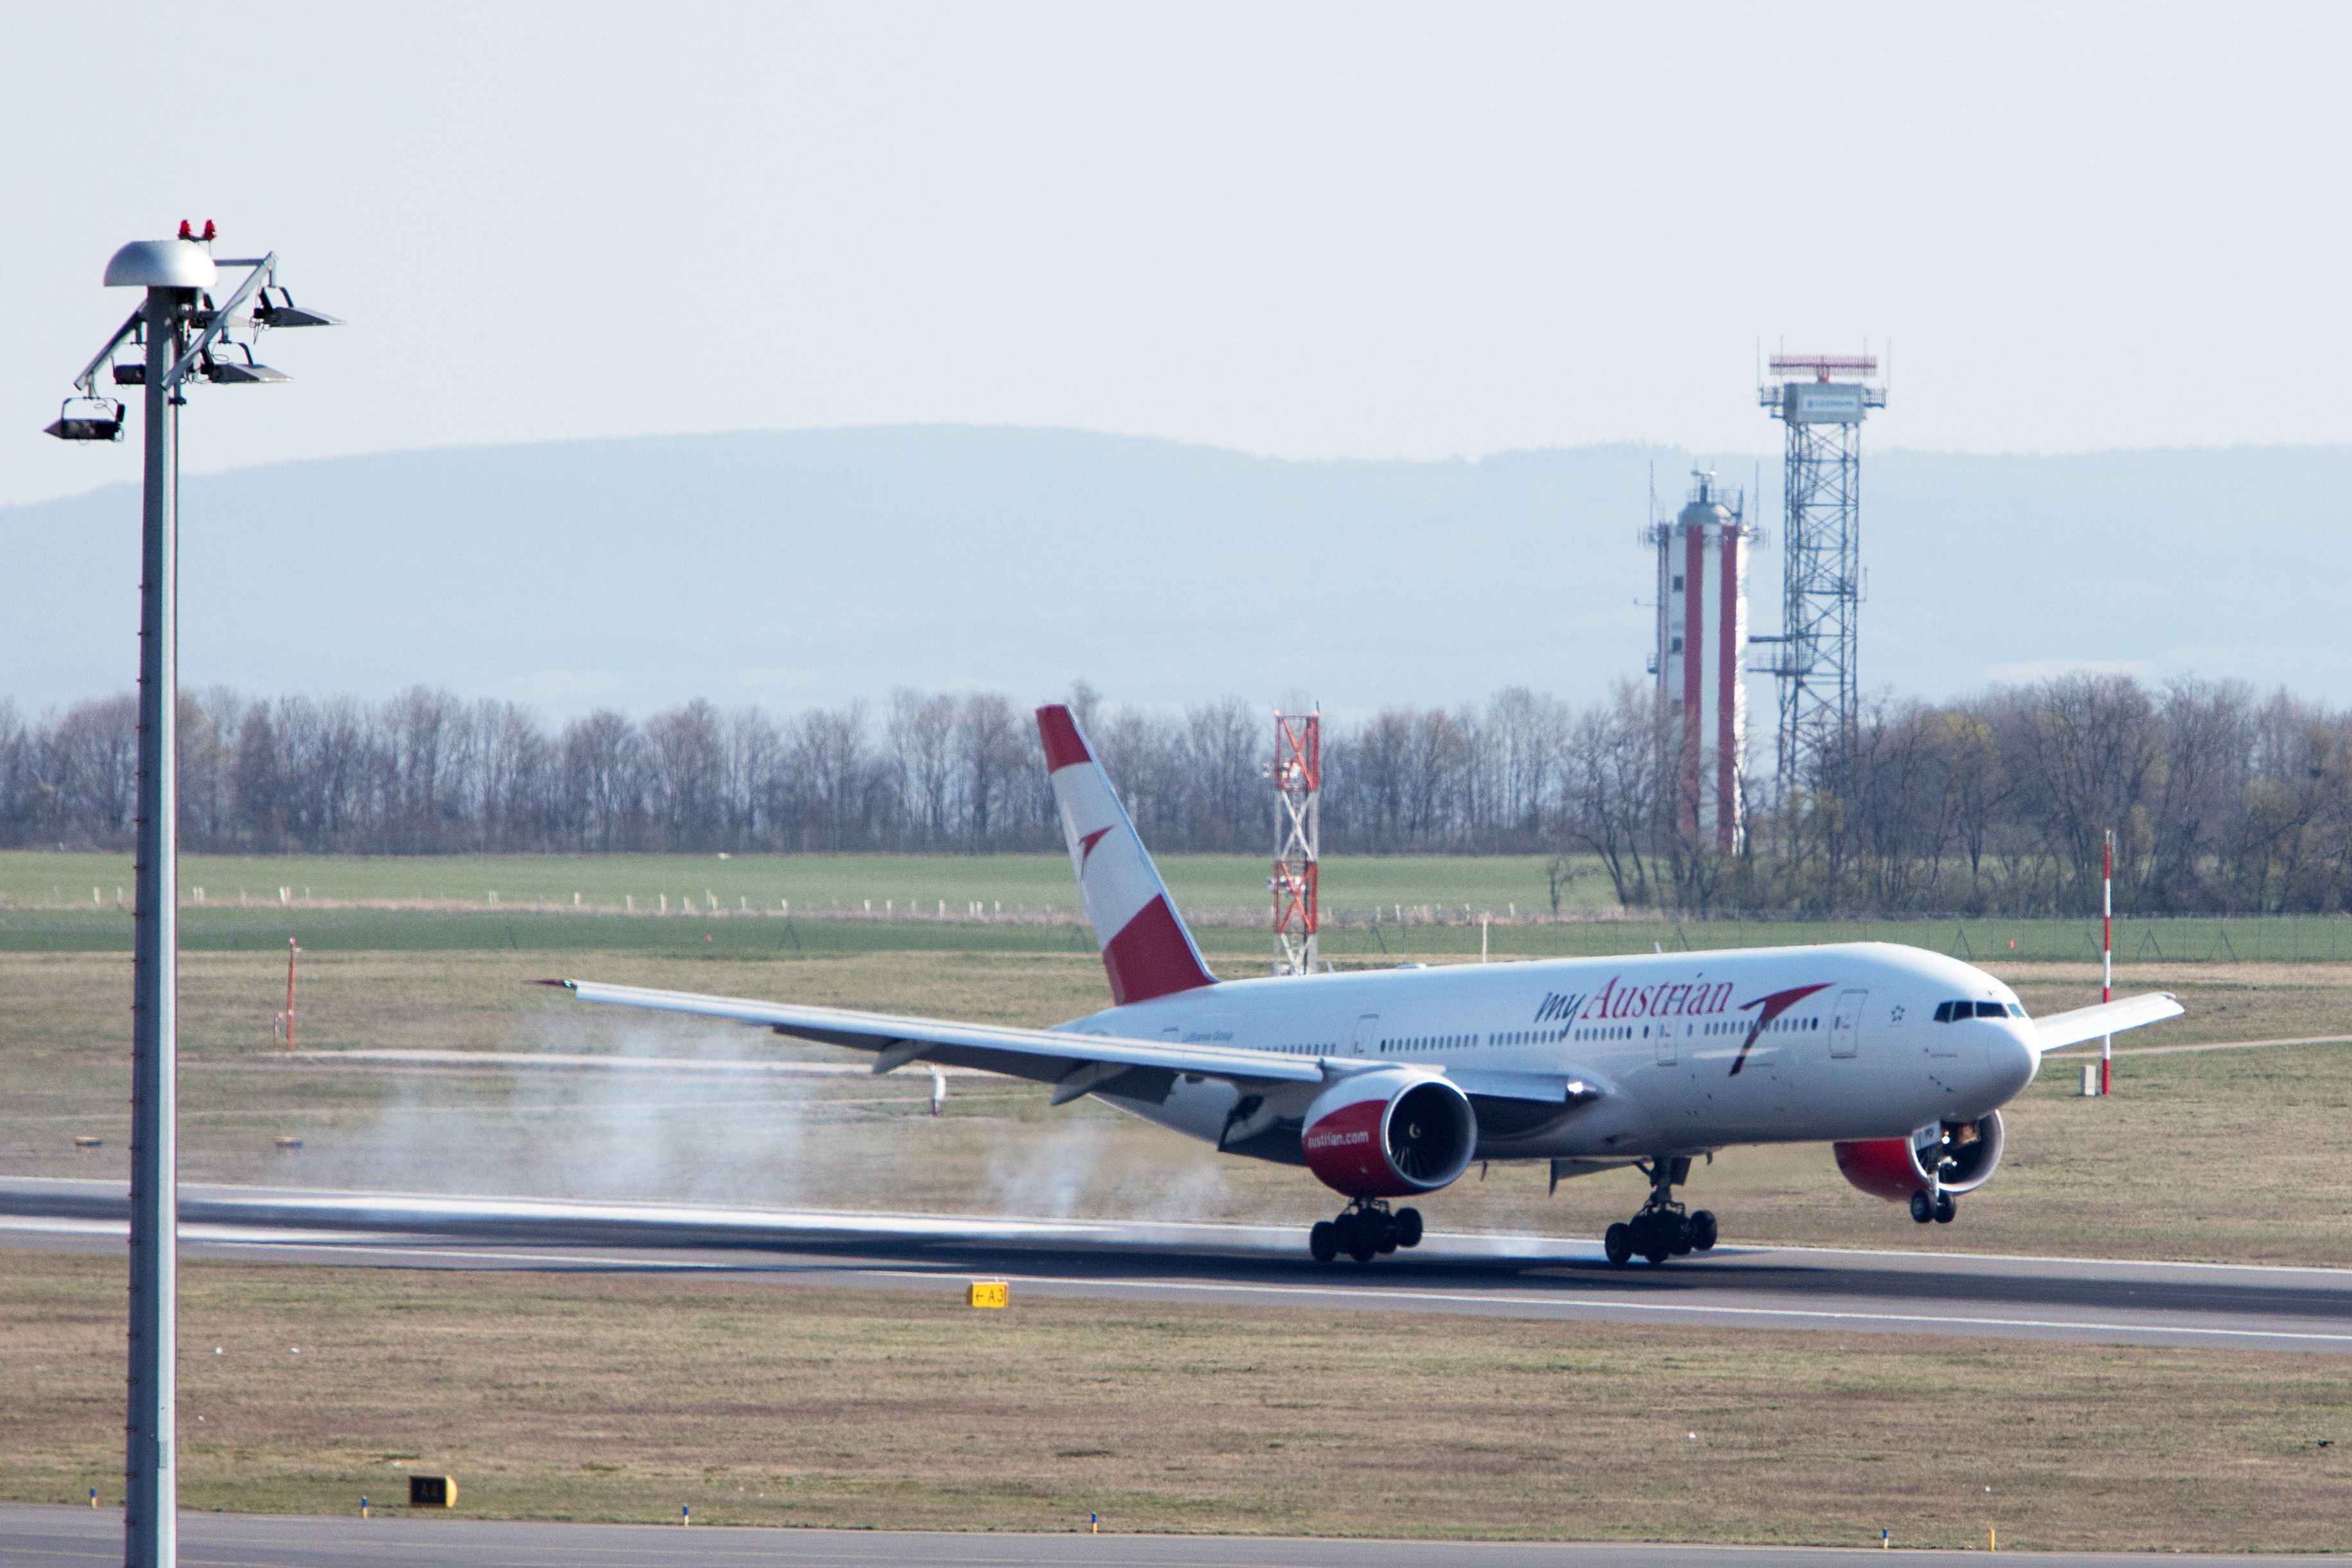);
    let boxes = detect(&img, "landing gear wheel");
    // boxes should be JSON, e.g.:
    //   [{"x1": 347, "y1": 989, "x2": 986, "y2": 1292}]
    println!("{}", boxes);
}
[
  {"x1": 1604, "y1": 1222, "x2": 1632, "y2": 1267},
  {"x1": 1933, "y1": 1193, "x2": 1957, "y2": 1224},
  {"x1": 1323, "y1": 1200, "x2": 1405, "y2": 1264},
  {"x1": 1909, "y1": 1190, "x2": 1934, "y2": 1224},
  {"x1": 1614, "y1": 1154, "x2": 1709, "y2": 1268},
  {"x1": 1627, "y1": 1210, "x2": 1677, "y2": 1265}
]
